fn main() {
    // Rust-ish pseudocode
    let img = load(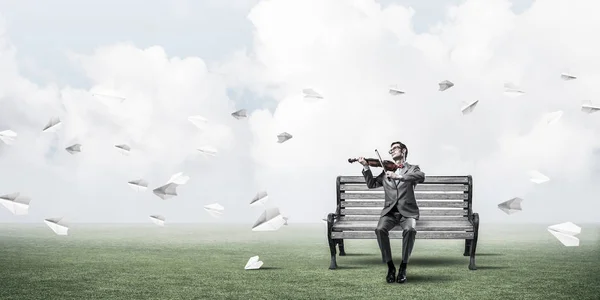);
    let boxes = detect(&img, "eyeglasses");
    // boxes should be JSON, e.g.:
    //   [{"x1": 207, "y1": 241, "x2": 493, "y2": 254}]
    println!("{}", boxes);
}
[{"x1": 389, "y1": 145, "x2": 402, "y2": 154}]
